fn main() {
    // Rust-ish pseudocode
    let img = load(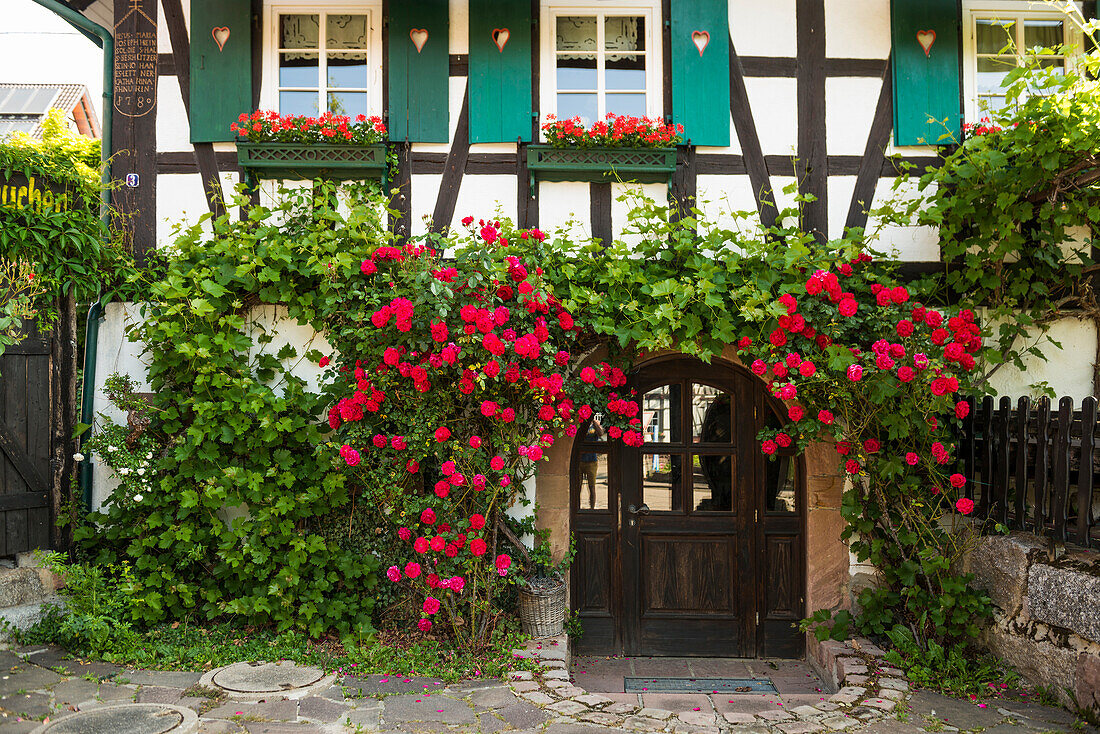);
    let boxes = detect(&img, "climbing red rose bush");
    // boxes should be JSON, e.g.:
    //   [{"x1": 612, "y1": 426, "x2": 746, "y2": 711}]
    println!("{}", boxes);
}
[{"x1": 318, "y1": 218, "x2": 641, "y2": 649}]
